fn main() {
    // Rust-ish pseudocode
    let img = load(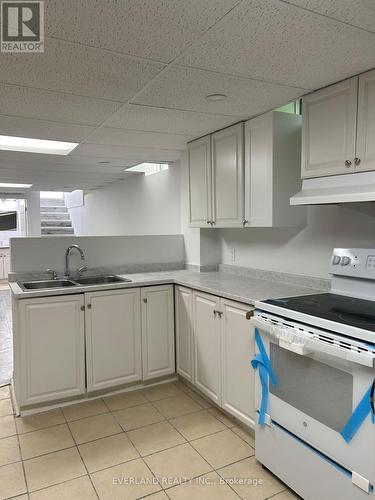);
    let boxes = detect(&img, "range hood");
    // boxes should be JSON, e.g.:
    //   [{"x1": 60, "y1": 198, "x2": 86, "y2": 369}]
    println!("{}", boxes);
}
[{"x1": 290, "y1": 171, "x2": 375, "y2": 205}]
